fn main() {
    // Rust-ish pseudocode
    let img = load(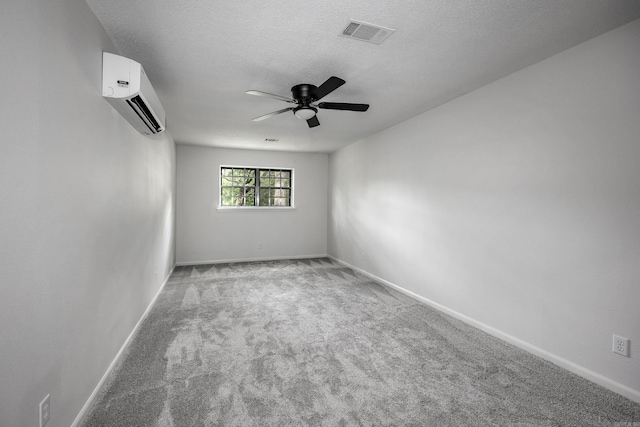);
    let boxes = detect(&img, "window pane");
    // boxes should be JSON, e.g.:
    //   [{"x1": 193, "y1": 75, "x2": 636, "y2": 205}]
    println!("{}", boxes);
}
[{"x1": 258, "y1": 188, "x2": 268, "y2": 205}]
